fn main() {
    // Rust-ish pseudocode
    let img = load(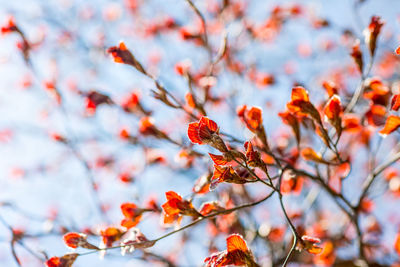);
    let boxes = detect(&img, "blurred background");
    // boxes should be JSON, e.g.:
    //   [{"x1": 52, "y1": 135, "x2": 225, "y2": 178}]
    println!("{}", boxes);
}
[{"x1": 1, "y1": 0, "x2": 400, "y2": 266}]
